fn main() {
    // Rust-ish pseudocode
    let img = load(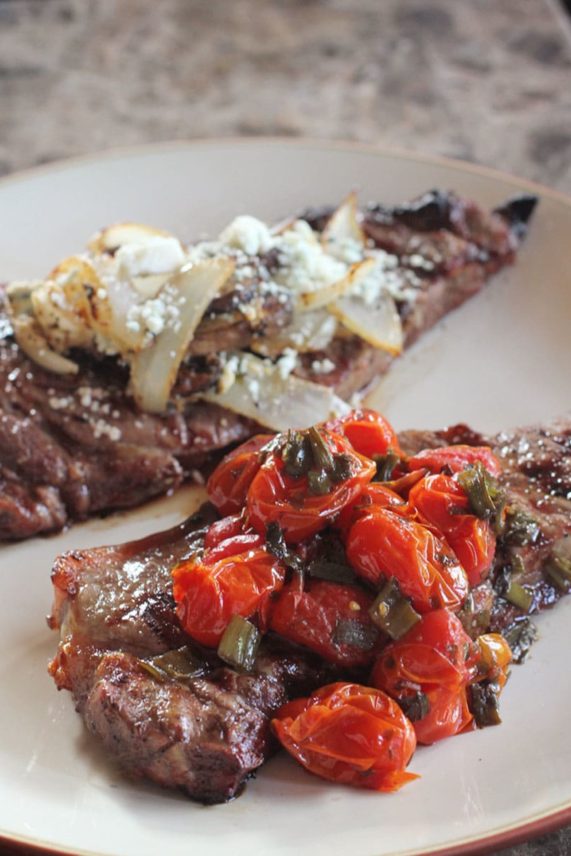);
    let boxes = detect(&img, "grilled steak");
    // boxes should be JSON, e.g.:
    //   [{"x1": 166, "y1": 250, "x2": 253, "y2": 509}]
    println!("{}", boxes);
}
[
  {"x1": 48, "y1": 416, "x2": 570, "y2": 803},
  {"x1": 1, "y1": 191, "x2": 536, "y2": 540}
]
